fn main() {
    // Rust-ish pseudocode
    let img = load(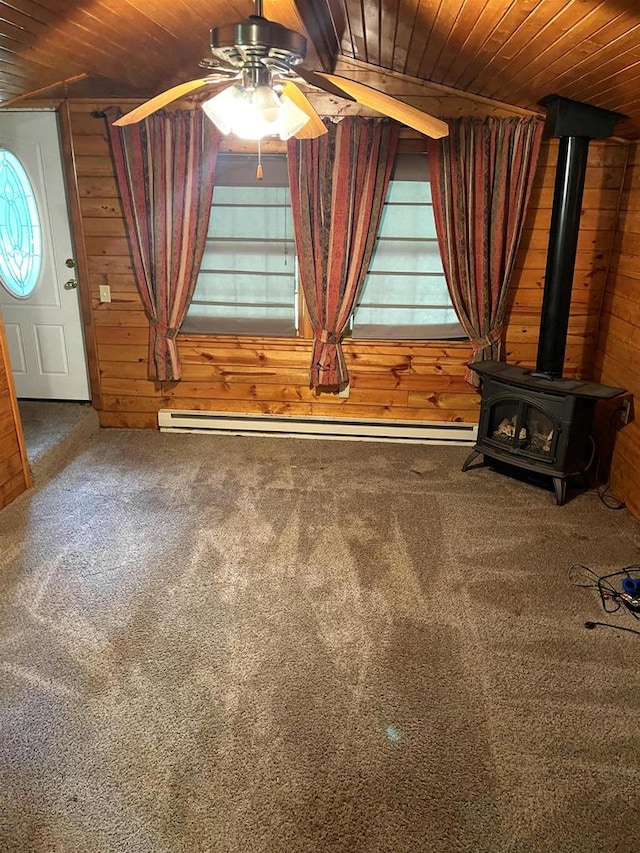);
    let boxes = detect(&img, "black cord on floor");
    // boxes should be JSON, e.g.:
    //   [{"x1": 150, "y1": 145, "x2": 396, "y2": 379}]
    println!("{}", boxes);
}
[
  {"x1": 590, "y1": 406, "x2": 628, "y2": 510},
  {"x1": 569, "y1": 563, "x2": 640, "y2": 625},
  {"x1": 584, "y1": 621, "x2": 640, "y2": 636},
  {"x1": 594, "y1": 452, "x2": 626, "y2": 510}
]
